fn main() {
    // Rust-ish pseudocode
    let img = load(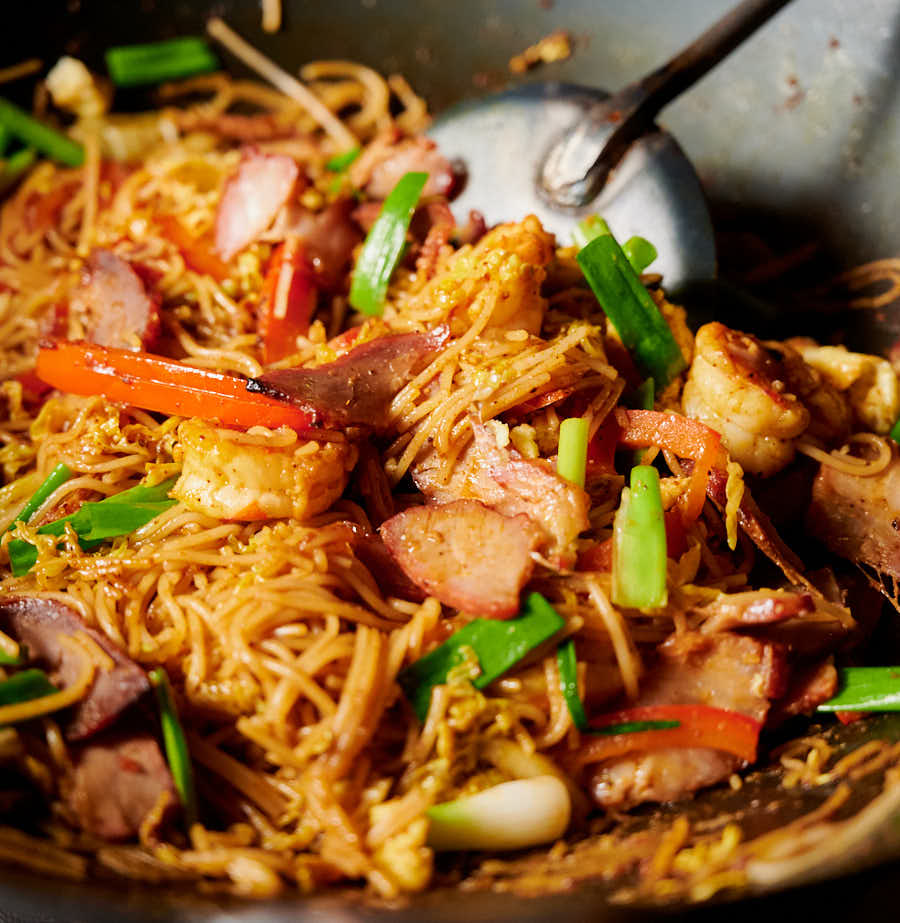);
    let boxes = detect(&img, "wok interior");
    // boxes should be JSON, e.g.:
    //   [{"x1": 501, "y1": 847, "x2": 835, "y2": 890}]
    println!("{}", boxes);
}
[{"x1": 4, "y1": 1, "x2": 900, "y2": 918}]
